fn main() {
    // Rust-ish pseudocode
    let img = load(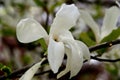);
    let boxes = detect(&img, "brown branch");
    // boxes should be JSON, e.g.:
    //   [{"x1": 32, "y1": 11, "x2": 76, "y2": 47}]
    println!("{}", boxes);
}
[
  {"x1": 77, "y1": 0, "x2": 117, "y2": 6},
  {"x1": 89, "y1": 39, "x2": 120, "y2": 52},
  {"x1": 44, "y1": 7, "x2": 49, "y2": 31},
  {"x1": 0, "y1": 39, "x2": 120, "y2": 80},
  {"x1": 91, "y1": 56, "x2": 120, "y2": 62},
  {"x1": 65, "y1": 0, "x2": 117, "y2": 6}
]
